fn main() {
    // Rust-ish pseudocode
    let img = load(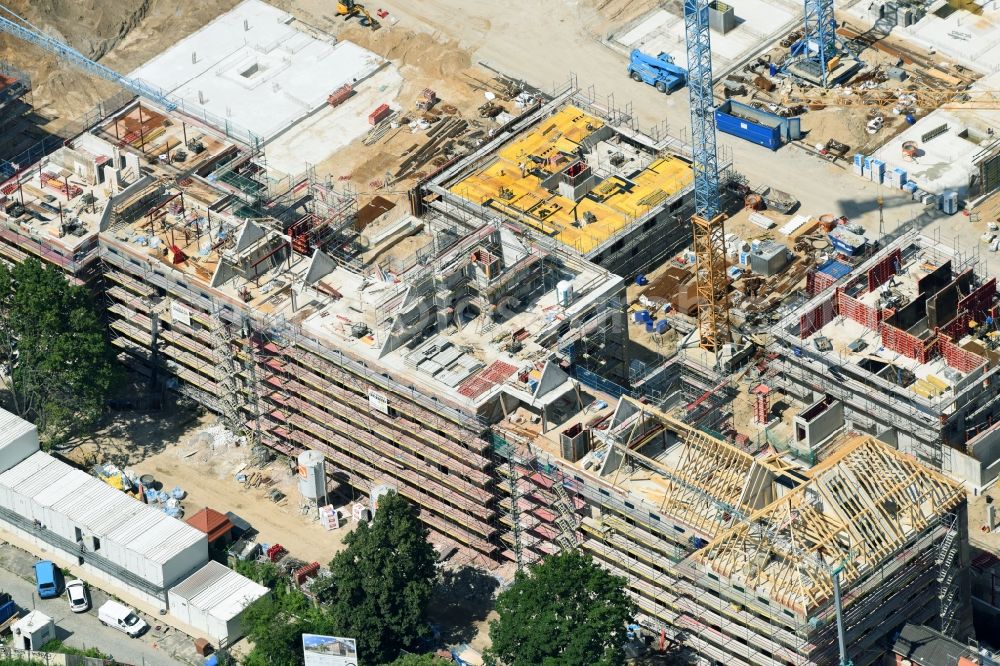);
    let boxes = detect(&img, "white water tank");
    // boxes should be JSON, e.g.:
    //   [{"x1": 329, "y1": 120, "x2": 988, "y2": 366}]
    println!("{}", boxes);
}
[
  {"x1": 297, "y1": 450, "x2": 326, "y2": 500},
  {"x1": 556, "y1": 280, "x2": 574, "y2": 307}
]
